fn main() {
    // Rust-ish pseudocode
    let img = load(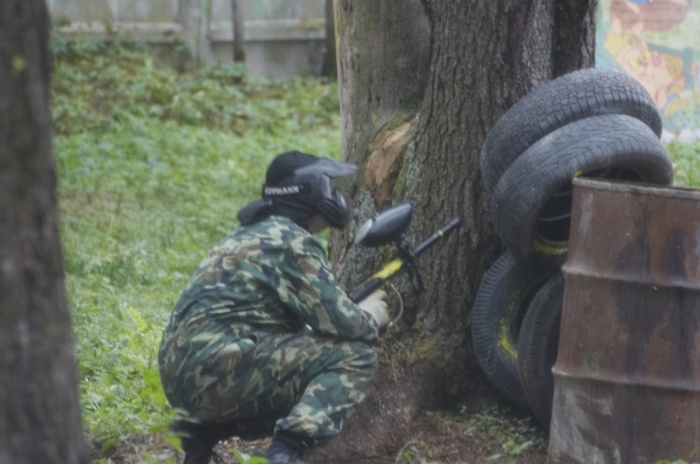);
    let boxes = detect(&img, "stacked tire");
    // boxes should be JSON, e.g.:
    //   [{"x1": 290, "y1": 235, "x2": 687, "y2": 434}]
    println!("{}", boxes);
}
[{"x1": 472, "y1": 68, "x2": 674, "y2": 428}]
